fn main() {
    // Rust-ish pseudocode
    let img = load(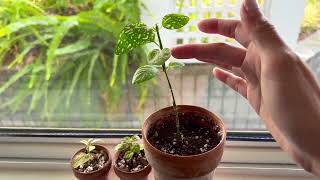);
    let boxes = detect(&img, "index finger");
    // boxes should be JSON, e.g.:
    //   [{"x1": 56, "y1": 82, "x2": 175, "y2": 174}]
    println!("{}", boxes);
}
[
  {"x1": 171, "y1": 43, "x2": 246, "y2": 67},
  {"x1": 198, "y1": 18, "x2": 250, "y2": 48}
]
